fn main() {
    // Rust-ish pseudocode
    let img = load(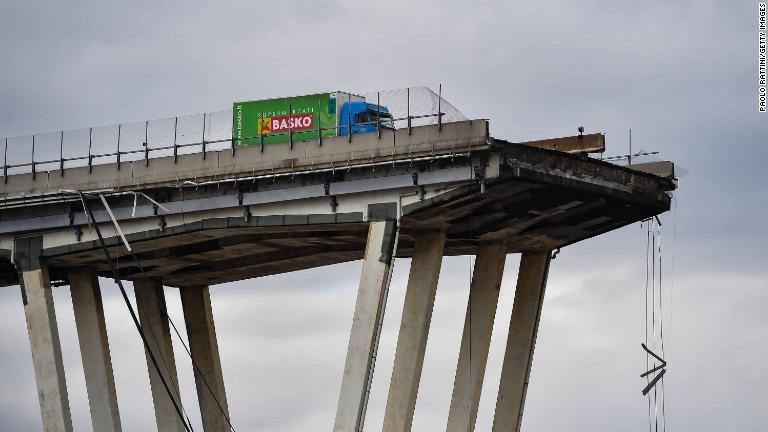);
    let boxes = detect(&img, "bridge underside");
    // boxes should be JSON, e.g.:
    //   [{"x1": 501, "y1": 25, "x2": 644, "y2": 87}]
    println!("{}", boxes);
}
[{"x1": 37, "y1": 146, "x2": 671, "y2": 288}]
